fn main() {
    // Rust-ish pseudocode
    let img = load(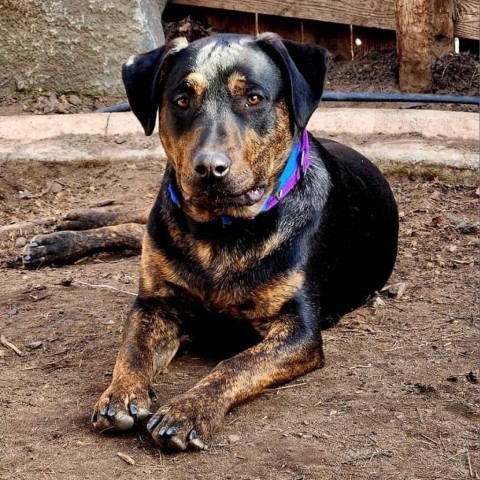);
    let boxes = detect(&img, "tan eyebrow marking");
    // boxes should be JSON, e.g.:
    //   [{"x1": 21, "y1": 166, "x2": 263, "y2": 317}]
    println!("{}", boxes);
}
[
  {"x1": 185, "y1": 72, "x2": 208, "y2": 97},
  {"x1": 227, "y1": 72, "x2": 248, "y2": 96}
]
